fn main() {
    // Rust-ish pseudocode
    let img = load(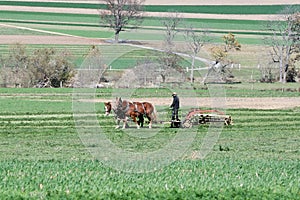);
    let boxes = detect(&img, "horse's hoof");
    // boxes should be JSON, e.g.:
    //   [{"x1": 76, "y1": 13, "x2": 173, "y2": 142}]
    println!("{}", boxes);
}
[{"x1": 115, "y1": 126, "x2": 120, "y2": 129}]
